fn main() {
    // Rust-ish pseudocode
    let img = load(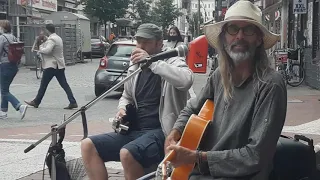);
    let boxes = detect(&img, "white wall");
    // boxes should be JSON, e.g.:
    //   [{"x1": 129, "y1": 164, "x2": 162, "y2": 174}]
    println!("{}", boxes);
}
[{"x1": 191, "y1": 0, "x2": 215, "y2": 22}]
